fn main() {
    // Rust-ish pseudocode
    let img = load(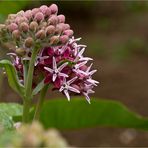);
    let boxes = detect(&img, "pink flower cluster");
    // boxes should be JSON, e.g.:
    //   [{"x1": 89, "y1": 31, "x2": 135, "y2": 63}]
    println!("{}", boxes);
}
[
  {"x1": 10, "y1": 37, "x2": 98, "y2": 103},
  {"x1": 0, "y1": 4, "x2": 73, "y2": 56}
]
